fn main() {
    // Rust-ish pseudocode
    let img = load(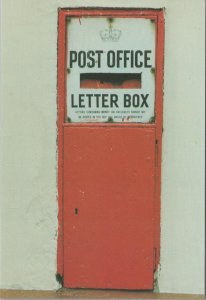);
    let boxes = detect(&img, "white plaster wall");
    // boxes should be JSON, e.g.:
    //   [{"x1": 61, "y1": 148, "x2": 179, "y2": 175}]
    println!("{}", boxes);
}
[{"x1": 0, "y1": 0, "x2": 204, "y2": 294}]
